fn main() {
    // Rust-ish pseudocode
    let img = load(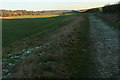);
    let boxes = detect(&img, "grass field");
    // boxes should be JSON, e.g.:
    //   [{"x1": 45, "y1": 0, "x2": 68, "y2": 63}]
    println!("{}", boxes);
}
[
  {"x1": 3, "y1": 14, "x2": 91, "y2": 78},
  {"x1": 3, "y1": 14, "x2": 76, "y2": 47}
]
